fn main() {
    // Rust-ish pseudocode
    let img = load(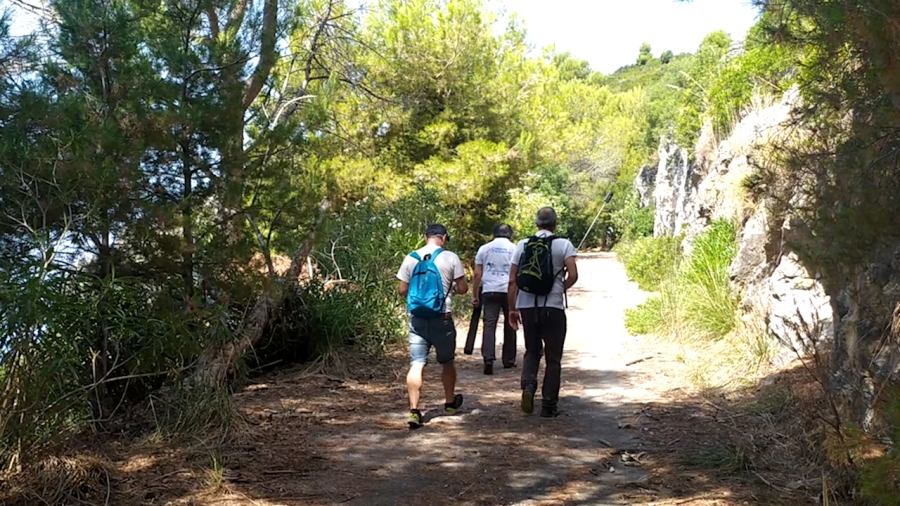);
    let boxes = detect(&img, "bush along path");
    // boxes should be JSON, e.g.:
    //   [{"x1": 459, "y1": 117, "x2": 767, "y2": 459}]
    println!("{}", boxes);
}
[{"x1": 115, "y1": 253, "x2": 814, "y2": 506}]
